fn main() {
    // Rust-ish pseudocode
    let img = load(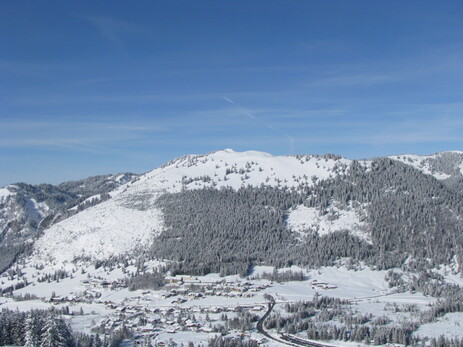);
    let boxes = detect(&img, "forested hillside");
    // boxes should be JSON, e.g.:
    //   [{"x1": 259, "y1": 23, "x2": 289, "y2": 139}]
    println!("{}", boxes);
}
[
  {"x1": 152, "y1": 157, "x2": 463, "y2": 276},
  {"x1": 1, "y1": 150, "x2": 462, "y2": 276}
]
